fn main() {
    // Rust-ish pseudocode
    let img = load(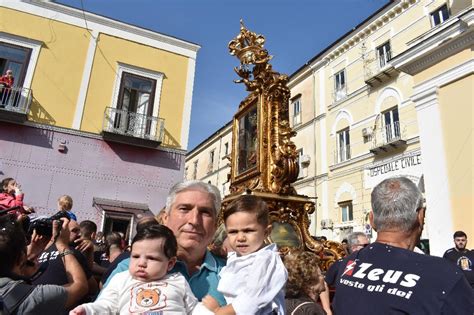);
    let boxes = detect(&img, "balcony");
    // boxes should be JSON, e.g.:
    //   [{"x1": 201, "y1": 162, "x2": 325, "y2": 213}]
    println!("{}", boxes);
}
[
  {"x1": 363, "y1": 50, "x2": 400, "y2": 87},
  {"x1": 0, "y1": 86, "x2": 32, "y2": 122},
  {"x1": 370, "y1": 121, "x2": 407, "y2": 154},
  {"x1": 102, "y1": 107, "x2": 165, "y2": 148},
  {"x1": 333, "y1": 144, "x2": 351, "y2": 165}
]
